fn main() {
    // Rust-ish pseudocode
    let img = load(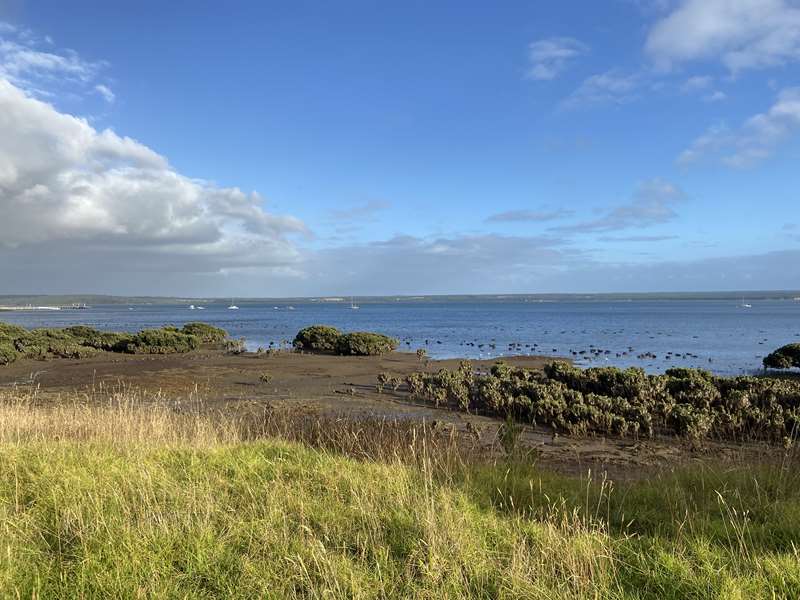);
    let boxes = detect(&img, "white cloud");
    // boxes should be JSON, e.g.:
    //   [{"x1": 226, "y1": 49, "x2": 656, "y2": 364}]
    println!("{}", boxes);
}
[
  {"x1": 646, "y1": 0, "x2": 800, "y2": 73},
  {"x1": 678, "y1": 87, "x2": 800, "y2": 167},
  {"x1": 560, "y1": 70, "x2": 642, "y2": 109},
  {"x1": 0, "y1": 79, "x2": 308, "y2": 280},
  {"x1": 95, "y1": 83, "x2": 115, "y2": 103},
  {"x1": 526, "y1": 37, "x2": 588, "y2": 80},
  {"x1": 554, "y1": 178, "x2": 685, "y2": 233},
  {"x1": 0, "y1": 21, "x2": 108, "y2": 99}
]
